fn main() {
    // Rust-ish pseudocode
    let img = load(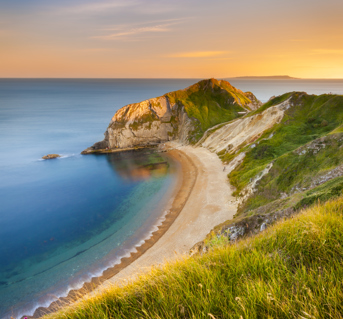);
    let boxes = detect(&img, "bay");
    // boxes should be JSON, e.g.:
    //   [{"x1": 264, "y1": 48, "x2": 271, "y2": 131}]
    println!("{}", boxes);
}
[{"x1": 1, "y1": 78, "x2": 342, "y2": 318}]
